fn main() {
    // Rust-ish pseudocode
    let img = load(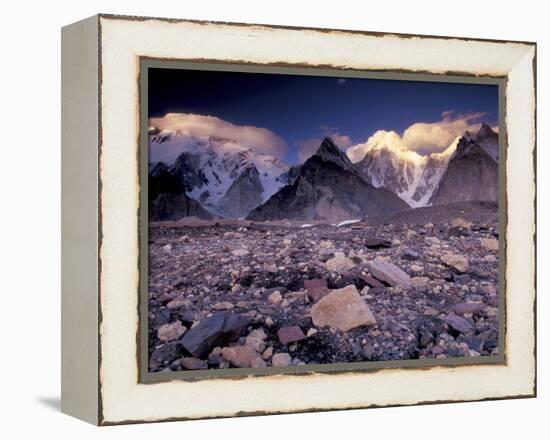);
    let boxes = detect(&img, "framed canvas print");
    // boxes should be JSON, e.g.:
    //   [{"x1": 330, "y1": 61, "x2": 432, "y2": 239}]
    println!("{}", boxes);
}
[{"x1": 61, "y1": 14, "x2": 537, "y2": 425}]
